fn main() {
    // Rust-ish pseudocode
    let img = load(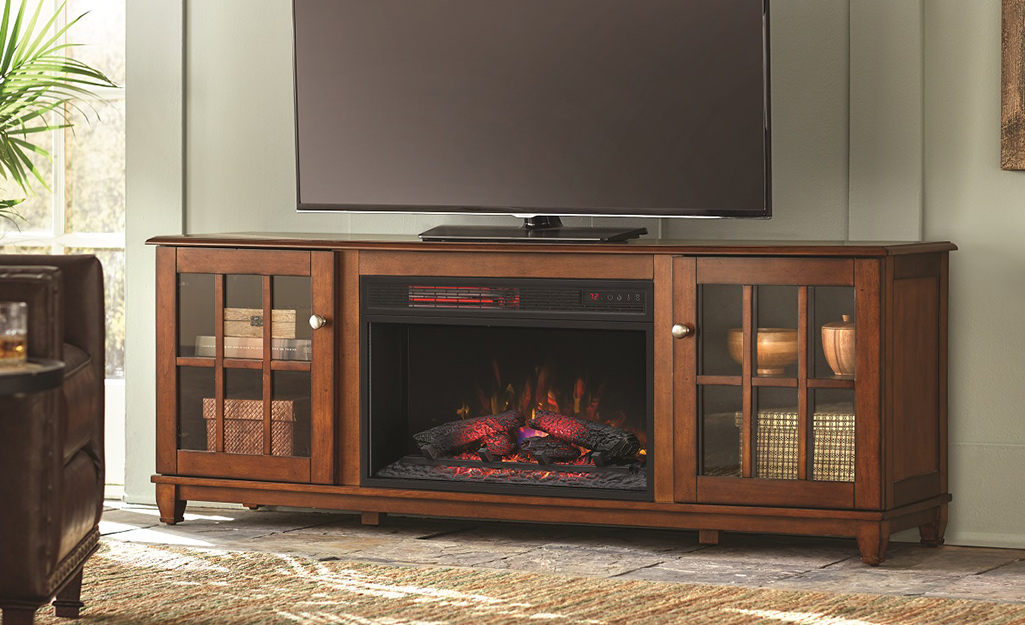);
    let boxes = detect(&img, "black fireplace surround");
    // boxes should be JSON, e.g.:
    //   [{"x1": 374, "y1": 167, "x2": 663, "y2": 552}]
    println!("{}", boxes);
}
[{"x1": 361, "y1": 276, "x2": 654, "y2": 500}]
